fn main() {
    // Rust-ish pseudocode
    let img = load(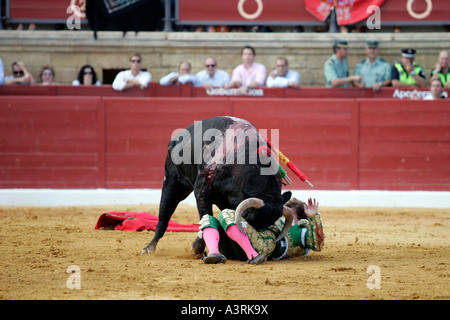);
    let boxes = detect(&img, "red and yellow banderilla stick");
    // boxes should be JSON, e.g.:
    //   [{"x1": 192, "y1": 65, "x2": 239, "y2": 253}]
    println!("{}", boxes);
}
[{"x1": 265, "y1": 139, "x2": 314, "y2": 188}]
